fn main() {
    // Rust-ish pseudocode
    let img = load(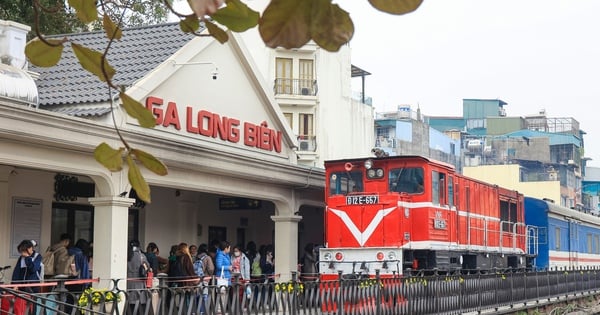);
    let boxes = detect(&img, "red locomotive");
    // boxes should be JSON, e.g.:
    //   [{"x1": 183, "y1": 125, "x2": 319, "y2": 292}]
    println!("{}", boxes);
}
[{"x1": 319, "y1": 155, "x2": 527, "y2": 279}]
